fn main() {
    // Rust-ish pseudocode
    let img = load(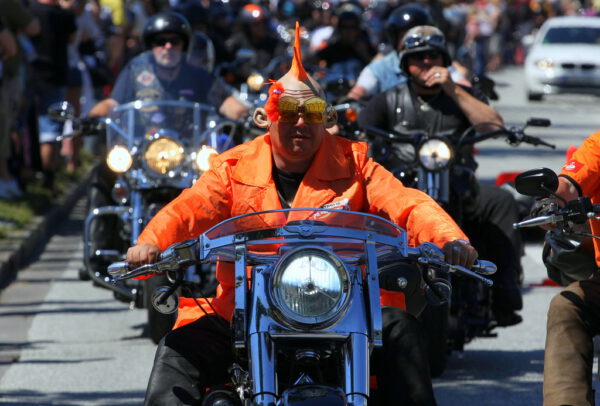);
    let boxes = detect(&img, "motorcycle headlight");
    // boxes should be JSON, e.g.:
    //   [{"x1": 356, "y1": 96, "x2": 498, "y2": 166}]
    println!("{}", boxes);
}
[
  {"x1": 247, "y1": 73, "x2": 265, "y2": 92},
  {"x1": 272, "y1": 247, "x2": 350, "y2": 326},
  {"x1": 143, "y1": 137, "x2": 184, "y2": 175},
  {"x1": 417, "y1": 138, "x2": 453, "y2": 171},
  {"x1": 106, "y1": 145, "x2": 133, "y2": 173},
  {"x1": 195, "y1": 145, "x2": 218, "y2": 172}
]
